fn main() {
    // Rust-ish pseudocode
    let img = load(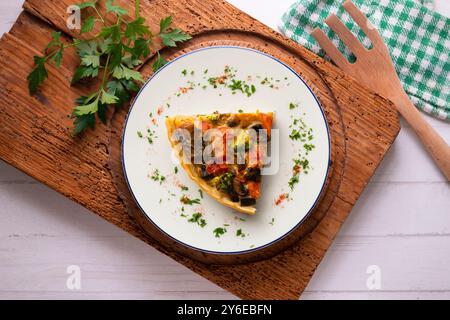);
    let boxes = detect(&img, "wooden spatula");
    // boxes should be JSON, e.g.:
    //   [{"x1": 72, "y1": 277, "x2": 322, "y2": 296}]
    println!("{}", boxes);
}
[{"x1": 312, "y1": 0, "x2": 450, "y2": 180}]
